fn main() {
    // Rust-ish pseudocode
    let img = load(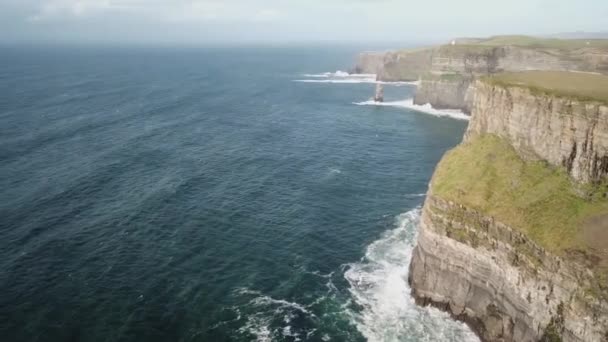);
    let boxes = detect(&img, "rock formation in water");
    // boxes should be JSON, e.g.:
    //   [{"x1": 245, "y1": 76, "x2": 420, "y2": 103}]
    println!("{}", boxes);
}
[
  {"x1": 408, "y1": 71, "x2": 608, "y2": 342},
  {"x1": 374, "y1": 83, "x2": 384, "y2": 103},
  {"x1": 354, "y1": 36, "x2": 608, "y2": 114}
]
